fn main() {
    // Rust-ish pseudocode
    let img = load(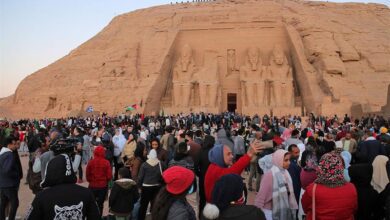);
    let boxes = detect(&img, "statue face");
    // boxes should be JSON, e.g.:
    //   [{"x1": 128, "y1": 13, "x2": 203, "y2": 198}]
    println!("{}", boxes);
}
[
  {"x1": 180, "y1": 44, "x2": 192, "y2": 72},
  {"x1": 248, "y1": 47, "x2": 259, "y2": 71}
]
